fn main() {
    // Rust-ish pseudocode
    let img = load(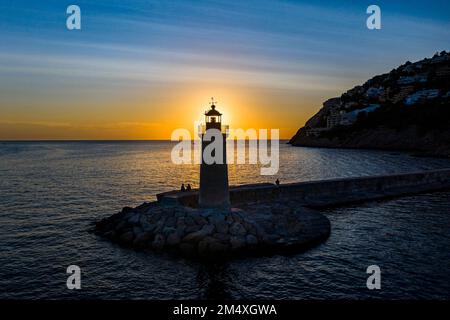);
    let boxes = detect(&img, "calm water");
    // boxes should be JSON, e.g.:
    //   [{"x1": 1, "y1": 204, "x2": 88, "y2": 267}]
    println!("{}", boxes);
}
[{"x1": 1, "y1": 141, "x2": 450, "y2": 299}]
